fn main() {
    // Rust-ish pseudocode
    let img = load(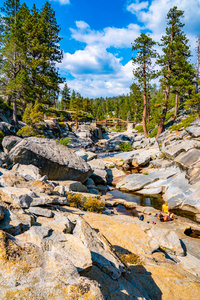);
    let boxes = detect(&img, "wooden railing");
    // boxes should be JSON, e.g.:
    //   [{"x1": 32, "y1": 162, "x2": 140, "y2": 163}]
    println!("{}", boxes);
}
[{"x1": 96, "y1": 118, "x2": 129, "y2": 126}]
